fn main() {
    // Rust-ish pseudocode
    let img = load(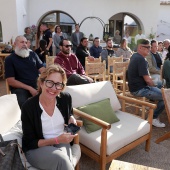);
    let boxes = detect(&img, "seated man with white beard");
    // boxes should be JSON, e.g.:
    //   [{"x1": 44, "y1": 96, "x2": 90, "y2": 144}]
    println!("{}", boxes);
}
[{"x1": 5, "y1": 35, "x2": 45, "y2": 108}]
